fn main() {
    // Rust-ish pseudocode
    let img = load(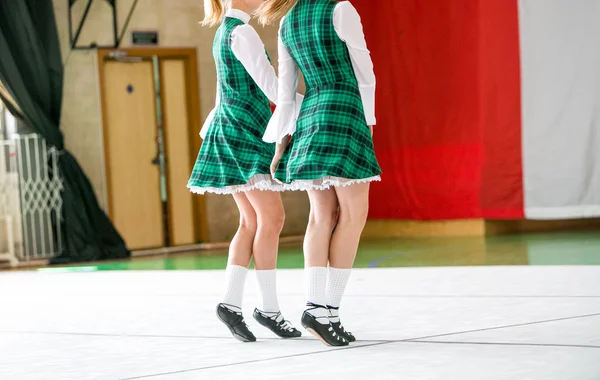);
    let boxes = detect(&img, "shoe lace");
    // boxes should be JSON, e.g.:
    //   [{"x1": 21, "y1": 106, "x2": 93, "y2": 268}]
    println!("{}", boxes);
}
[
  {"x1": 306, "y1": 302, "x2": 330, "y2": 321},
  {"x1": 307, "y1": 303, "x2": 345, "y2": 342},
  {"x1": 327, "y1": 325, "x2": 346, "y2": 342},
  {"x1": 340, "y1": 324, "x2": 353, "y2": 337},
  {"x1": 222, "y1": 304, "x2": 249, "y2": 328},
  {"x1": 327, "y1": 305, "x2": 353, "y2": 338},
  {"x1": 238, "y1": 316, "x2": 249, "y2": 328},
  {"x1": 272, "y1": 312, "x2": 295, "y2": 332},
  {"x1": 279, "y1": 318, "x2": 295, "y2": 332}
]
